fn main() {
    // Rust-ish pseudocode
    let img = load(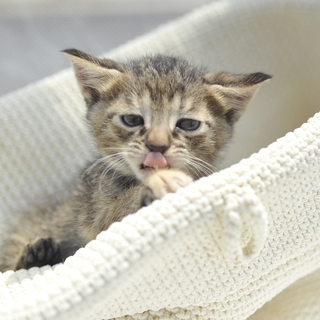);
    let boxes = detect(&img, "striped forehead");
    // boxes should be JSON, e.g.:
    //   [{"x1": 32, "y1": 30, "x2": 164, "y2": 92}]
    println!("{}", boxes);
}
[{"x1": 140, "y1": 92, "x2": 201, "y2": 127}]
